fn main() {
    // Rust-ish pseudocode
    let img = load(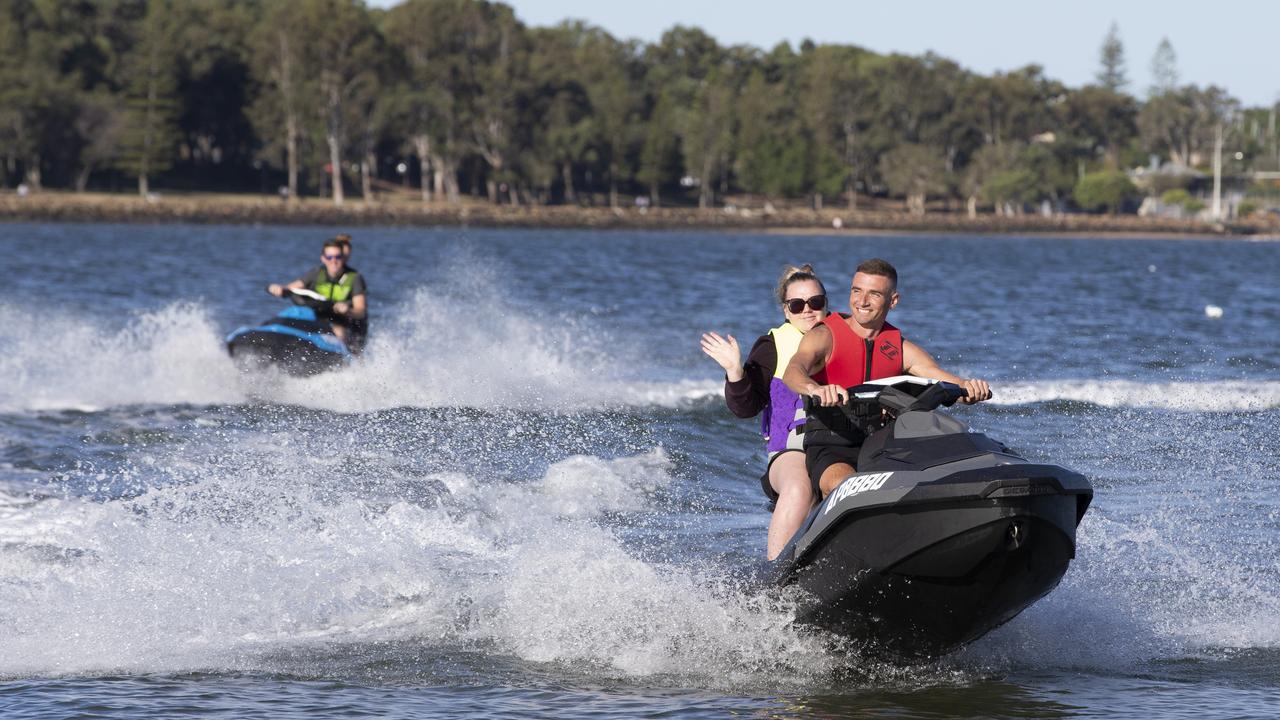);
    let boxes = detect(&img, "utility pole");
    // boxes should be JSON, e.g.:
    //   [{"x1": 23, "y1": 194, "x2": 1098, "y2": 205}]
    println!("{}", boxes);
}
[{"x1": 1212, "y1": 123, "x2": 1223, "y2": 219}]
